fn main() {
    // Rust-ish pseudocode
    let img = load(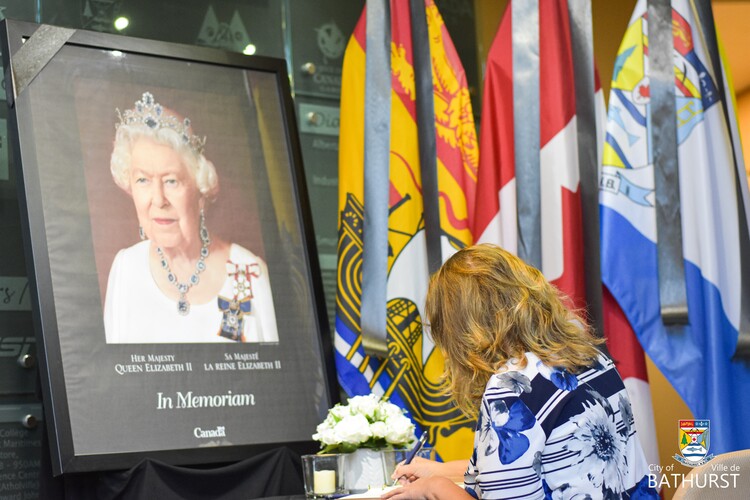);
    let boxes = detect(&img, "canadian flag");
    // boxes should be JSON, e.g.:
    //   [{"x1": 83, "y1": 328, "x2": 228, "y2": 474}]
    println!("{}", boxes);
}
[{"x1": 473, "y1": 0, "x2": 659, "y2": 468}]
